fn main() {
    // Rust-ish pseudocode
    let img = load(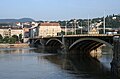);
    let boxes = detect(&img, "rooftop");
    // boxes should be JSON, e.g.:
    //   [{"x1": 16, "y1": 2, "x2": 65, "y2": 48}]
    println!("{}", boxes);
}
[
  {"x1": 0, "y1": 27, "x2": 22, "y2": 29},
  {"x1": 40, "y1": 22, "x2": 60, "y2": 26}
]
